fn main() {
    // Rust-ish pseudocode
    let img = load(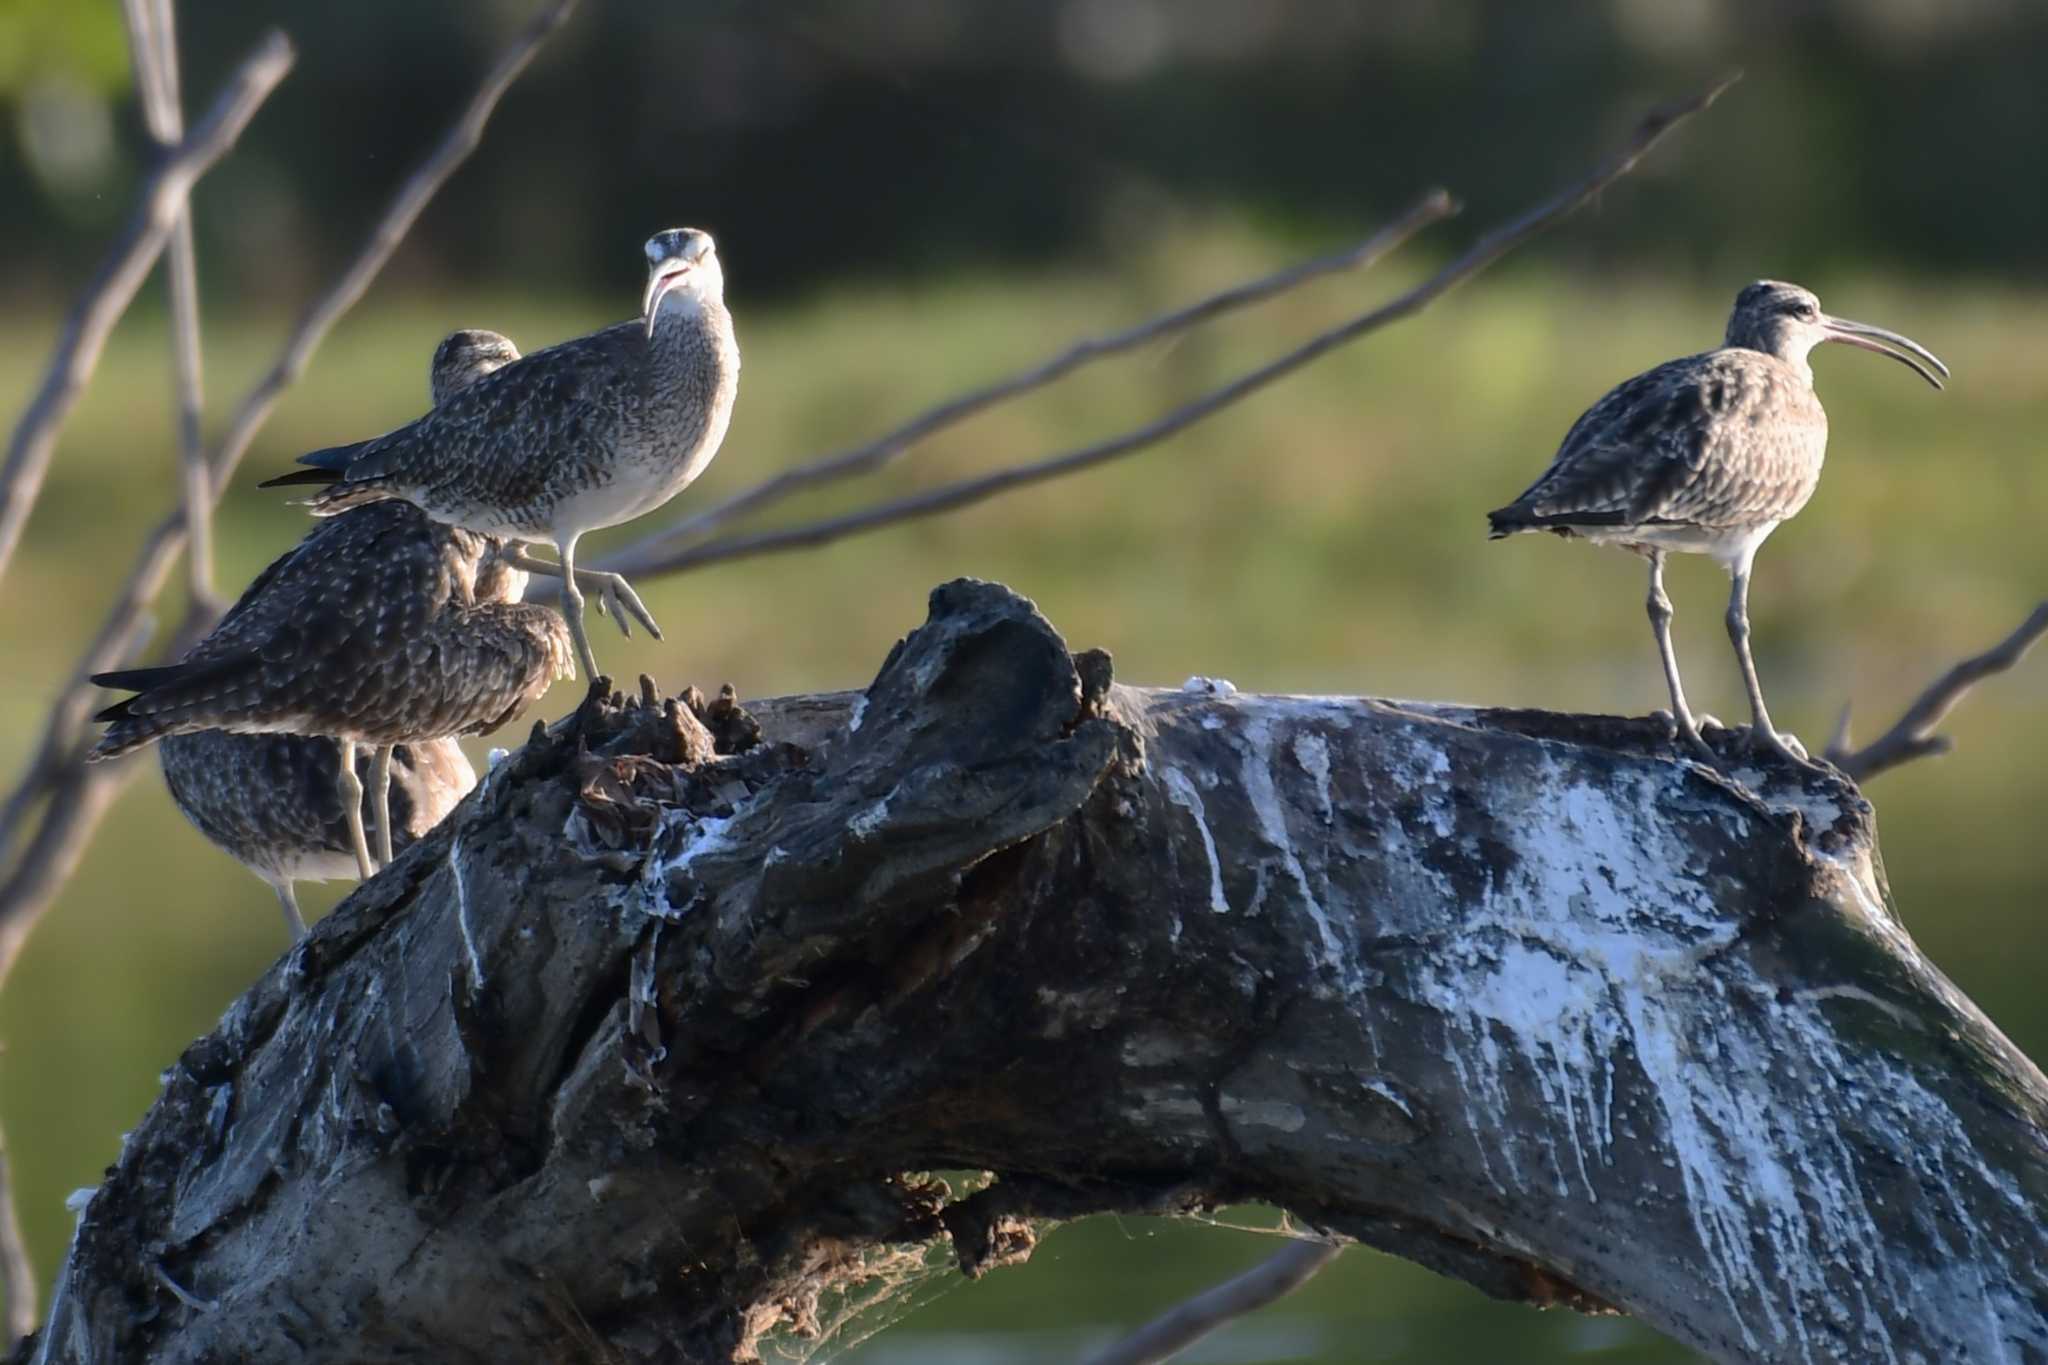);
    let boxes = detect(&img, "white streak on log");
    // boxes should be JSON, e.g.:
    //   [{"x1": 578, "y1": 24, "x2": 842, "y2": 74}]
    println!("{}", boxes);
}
[
  {"x1": 1241, "y1": 710, "x2": 1355, "y2": 990},
  {"x1": 849, "y1": 797, "x2": 892, "y2": 841},
  {"x1": 1370, "y1": 745, "x2": 2041, "y2": 1363},
  {"x1": 1291, "y1": 732, "x2": 1333, "y2": 825},
  {"x1": 1161, "y1": 767, "x2": 1228, "y2": 916},
  {"x1": 447, "y1": 832, "x2": 485, "y2": 994}
]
